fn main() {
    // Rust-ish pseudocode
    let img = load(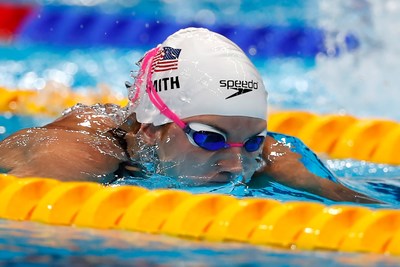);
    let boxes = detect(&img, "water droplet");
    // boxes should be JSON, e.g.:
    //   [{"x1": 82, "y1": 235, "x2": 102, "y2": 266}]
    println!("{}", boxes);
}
[{"x1": 179, "y1": 96, "x2": 191, "y2": 103}]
